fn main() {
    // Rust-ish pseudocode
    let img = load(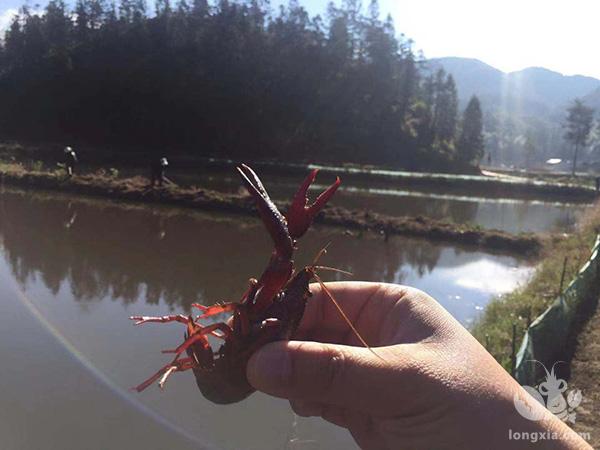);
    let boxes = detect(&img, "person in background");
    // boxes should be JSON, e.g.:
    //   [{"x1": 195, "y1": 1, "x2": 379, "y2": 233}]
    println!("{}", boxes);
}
[
  {"x1": 150, "y1": 157, "x2": 169, "y2": 187},
  {"x1": 64, "y1": 146, "x2": 77, "y2": 177}
]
